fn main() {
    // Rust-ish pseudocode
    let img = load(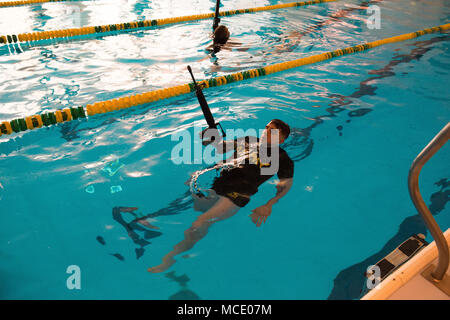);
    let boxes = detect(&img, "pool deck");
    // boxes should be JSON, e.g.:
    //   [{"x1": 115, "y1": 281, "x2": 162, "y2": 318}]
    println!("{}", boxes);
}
[{"x1": 362, "y1": 229, "x2": 450, "y2": 300}]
